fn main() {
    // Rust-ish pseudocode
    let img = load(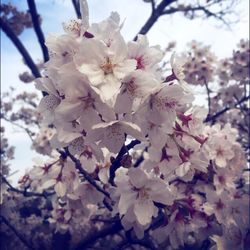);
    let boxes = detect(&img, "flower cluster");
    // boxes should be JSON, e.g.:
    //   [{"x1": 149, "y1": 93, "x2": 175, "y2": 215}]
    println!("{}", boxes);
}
[
  {"x1": 1, "y1": 1, "x2": 249, "y2": 249},
  {"x1": 183, "y1": 40, "x2": 217, "y2": 85},
  {"x1": 0, "y1": 3, "x2": 33, "y2": 36}
]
